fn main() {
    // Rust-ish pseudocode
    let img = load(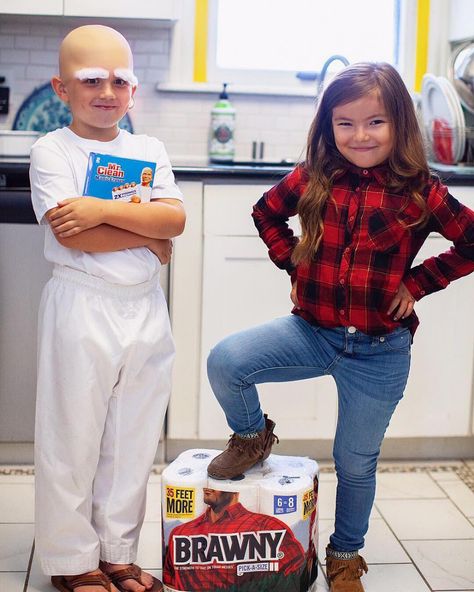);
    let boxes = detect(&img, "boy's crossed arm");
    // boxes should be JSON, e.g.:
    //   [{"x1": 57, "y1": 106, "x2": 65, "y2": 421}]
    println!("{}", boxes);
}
[{"x1": 46, "y1": 196, "x2": 185, "y2": 261}]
